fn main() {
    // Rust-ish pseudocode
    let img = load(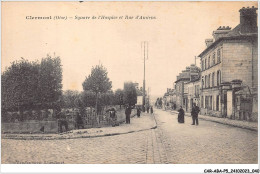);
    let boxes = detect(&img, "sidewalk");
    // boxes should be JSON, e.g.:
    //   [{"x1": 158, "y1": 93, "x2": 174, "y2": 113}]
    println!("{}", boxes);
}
[
  {"x1": 2, "y1": 113, "x2": 156, "y2": 140},
  {"x1": 167, "y1": 109, "x2": 258, "y2": 131}
]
